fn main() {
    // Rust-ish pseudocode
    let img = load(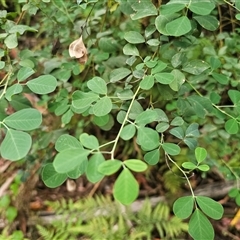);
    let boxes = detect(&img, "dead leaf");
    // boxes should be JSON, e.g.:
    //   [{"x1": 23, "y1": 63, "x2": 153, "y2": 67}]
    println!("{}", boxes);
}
[{"x1": 69, "y1": 36, "x2": 88, "y2": 64}]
